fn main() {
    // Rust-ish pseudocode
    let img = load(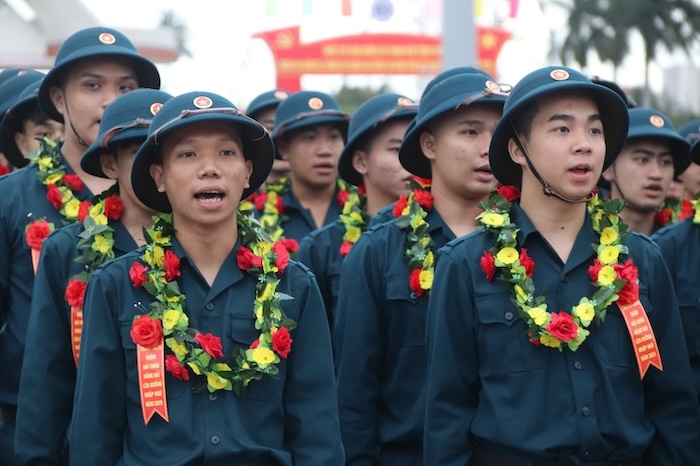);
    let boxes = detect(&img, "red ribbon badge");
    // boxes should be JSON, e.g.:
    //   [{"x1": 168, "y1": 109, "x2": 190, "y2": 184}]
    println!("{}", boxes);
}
[
  {"x1": 136, "y1": 340, "x2": 170, "y2": 425},
  {"x1": 70, "y1": 305, "x2": 83, "y2": 367},
  {"x1": 619, "y1": 300, "x2": 663, "y2": 379}
]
